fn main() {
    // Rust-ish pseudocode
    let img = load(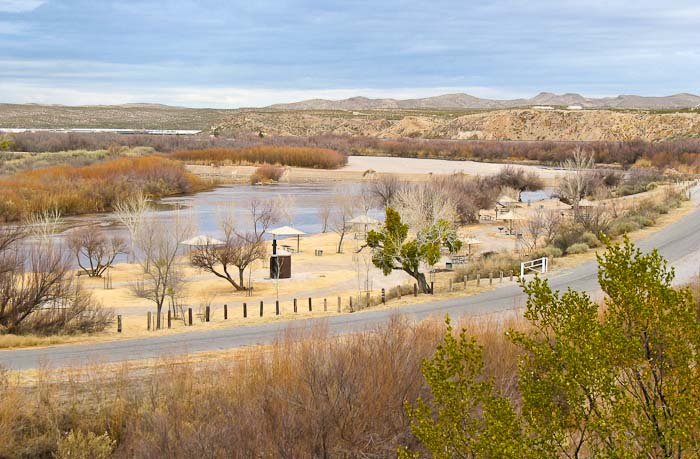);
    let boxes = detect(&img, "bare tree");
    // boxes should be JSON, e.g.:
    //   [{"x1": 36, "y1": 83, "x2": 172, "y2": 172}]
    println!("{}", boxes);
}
[
  {"x1": 368, "y1": 175, "x2": 405, "y2": 209},
  {"x1": 560, "y1": 147, "x2": 596, "y2": 208},
  {"x1": 66, "y1": 226, "x2": 127, "y2": 277},
  {"x1": 316, "y1": 197, "x2": 333, "y2": 233},
  {"x1": 542, "y1": 210, "x2": 563, "y2": 246},
  {"x1": 248, "y1": 198, "x2": 280, "y2": 242},
  {"x1": 519, "y1": 210, "x2": 546, "y2": 252},
  {"x1": 0, "y1": 231, "x2": 112, "y2": 334},
  {"x1": 392, "y1": 183, "x2": 458, "y2": 232},
  {"x1": 274, "y1": 195, "x2": 296, "y2": 226},
  {"x1": 330, "y1": 193, "x2": 356, "y2": 254},
  {"x1": 133, "y1": 213, "x2": 194, "y2": 330},
  {"x1": 113, "y1": 191, "x2": 149, "y2": 262},
  {"x1": 25, "y1": 208, "x2": 62, "y2": 242}
]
